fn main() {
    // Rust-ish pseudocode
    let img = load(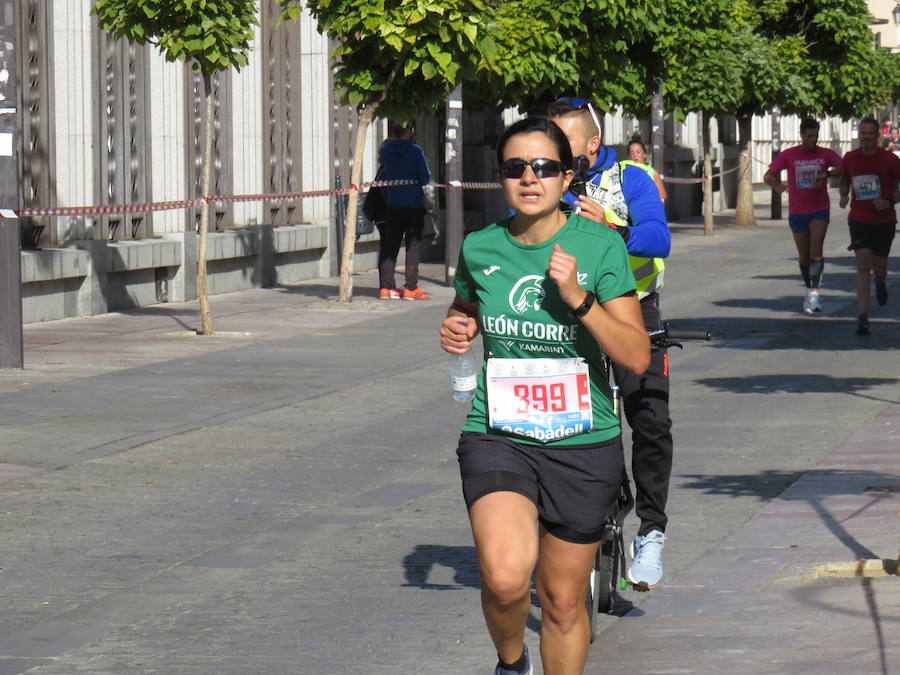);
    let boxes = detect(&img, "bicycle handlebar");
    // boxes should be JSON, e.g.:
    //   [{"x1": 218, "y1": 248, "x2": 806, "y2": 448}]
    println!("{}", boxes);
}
[
  {"x1": 665, "y1": 329, "x2": 711, "y2": 341},
  {"x1": 648, "y1": 323, "x2": 712, "y2": 351}
]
